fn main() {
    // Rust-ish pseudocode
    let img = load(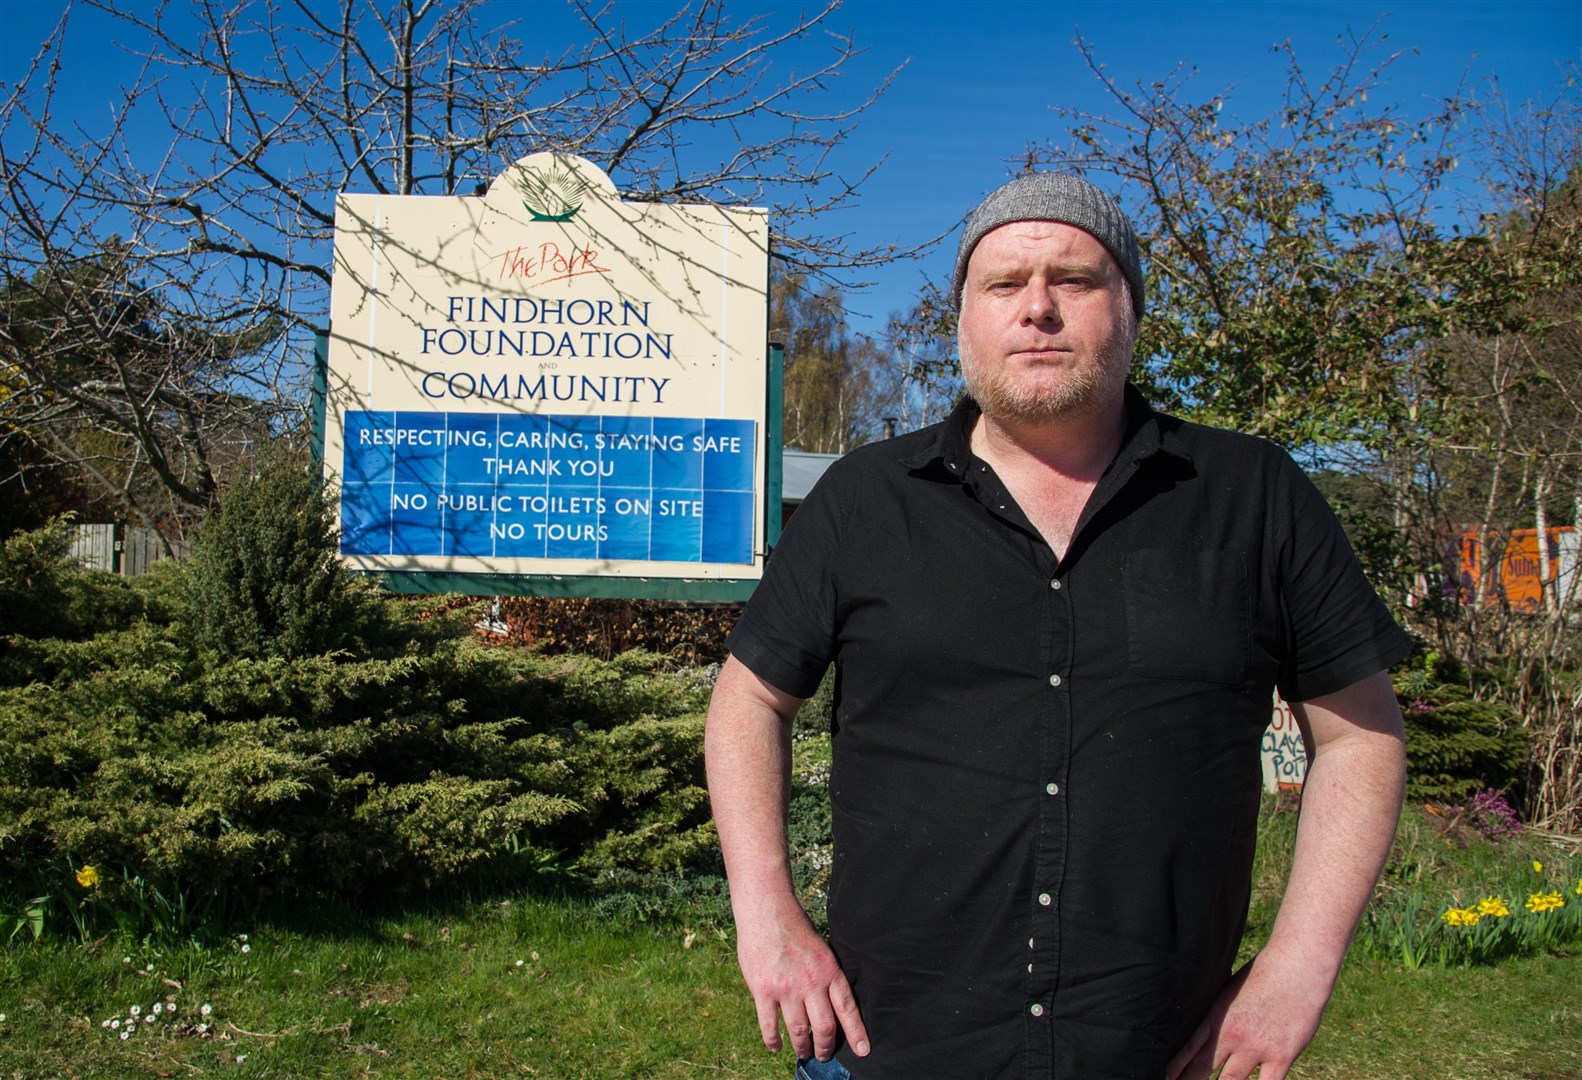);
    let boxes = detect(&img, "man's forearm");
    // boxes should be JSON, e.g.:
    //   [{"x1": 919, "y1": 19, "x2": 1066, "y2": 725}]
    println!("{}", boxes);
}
[
  {"x1": 704, "y1": 656, "x2": 871, "y2": 1062},
  {"x1": 1167, "y1": 671, "x2": 1405, "y2": 1080},
  {"x1": 1268, "y1": 675, "x2": 1407, "y2": 985},
  {"x1": 705, "y1": 656, "x2": 800, "y2": 918}
]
